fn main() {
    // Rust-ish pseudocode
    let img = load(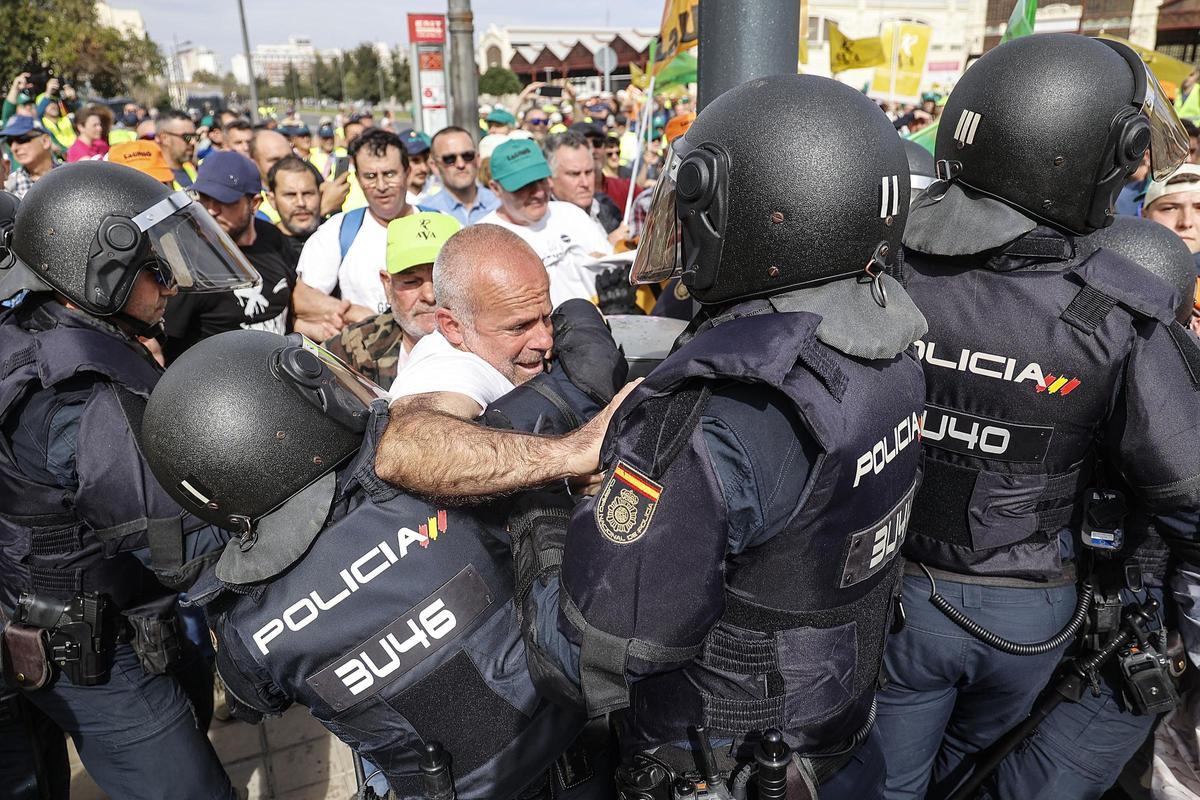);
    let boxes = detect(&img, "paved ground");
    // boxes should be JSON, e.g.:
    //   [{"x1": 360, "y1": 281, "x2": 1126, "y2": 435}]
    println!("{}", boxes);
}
[{"x1": 69, "y1": 705, "x2": 360, "y2": 800}]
